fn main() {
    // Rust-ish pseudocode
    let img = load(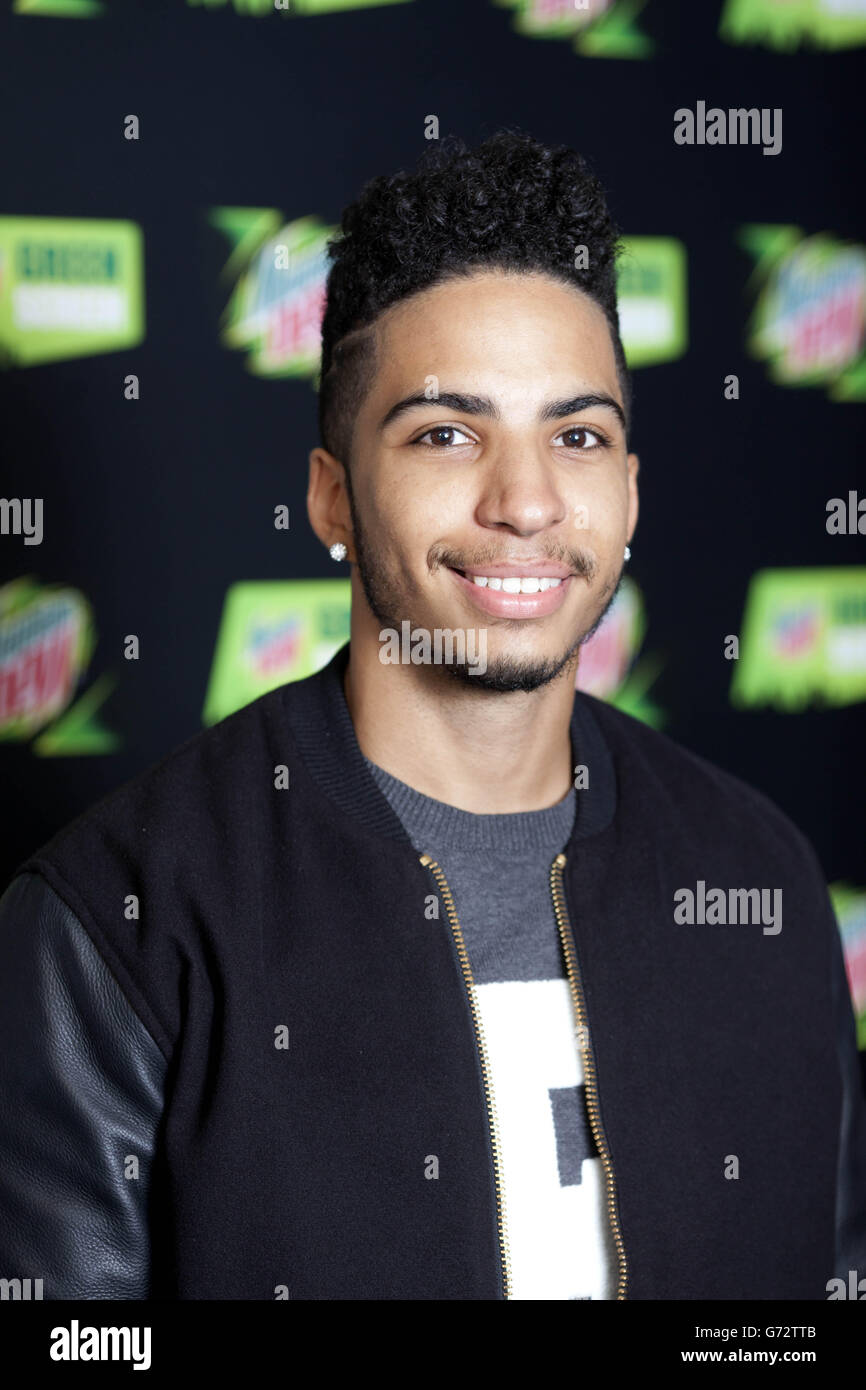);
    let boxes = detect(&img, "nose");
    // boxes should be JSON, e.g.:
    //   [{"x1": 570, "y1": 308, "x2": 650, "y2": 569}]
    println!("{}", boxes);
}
[{"x1": 474, "y1": 449, "x2": 569, "y2": 537}]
